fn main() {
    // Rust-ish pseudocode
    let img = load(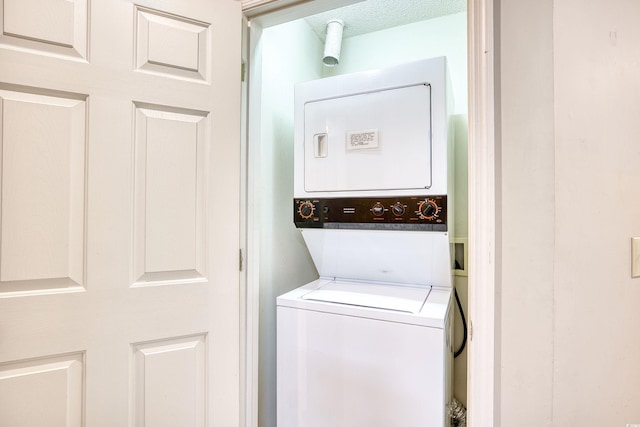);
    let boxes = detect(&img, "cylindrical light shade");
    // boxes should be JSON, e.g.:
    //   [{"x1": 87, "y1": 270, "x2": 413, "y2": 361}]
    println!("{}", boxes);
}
[{"x1": 323, "y1": 19, "x2": 344, "y2": 67}]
